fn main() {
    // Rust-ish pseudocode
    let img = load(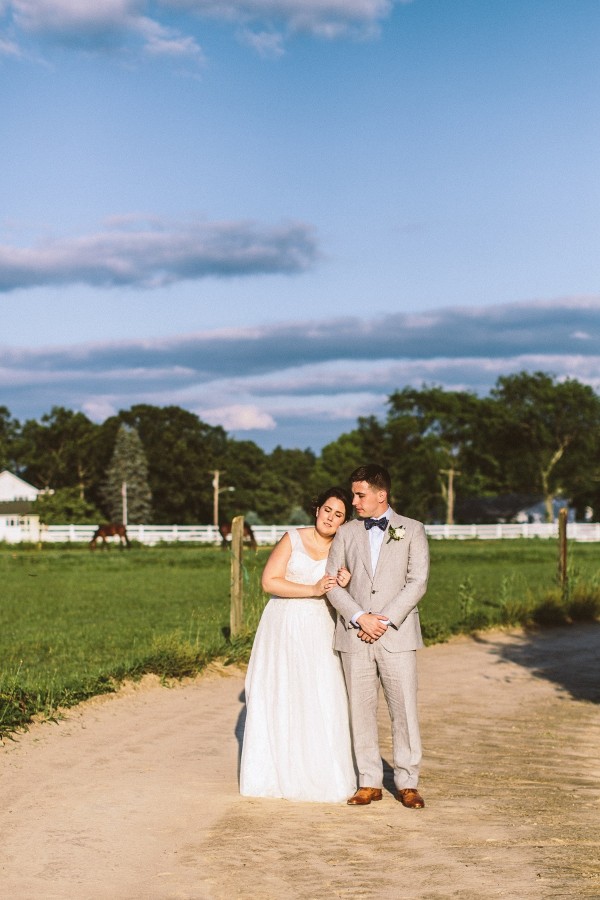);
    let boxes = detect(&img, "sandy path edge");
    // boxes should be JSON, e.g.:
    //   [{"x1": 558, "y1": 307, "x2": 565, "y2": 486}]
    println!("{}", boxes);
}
[{"x1": 2, "y1": 625, "x2": 599, "y2": 900}]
